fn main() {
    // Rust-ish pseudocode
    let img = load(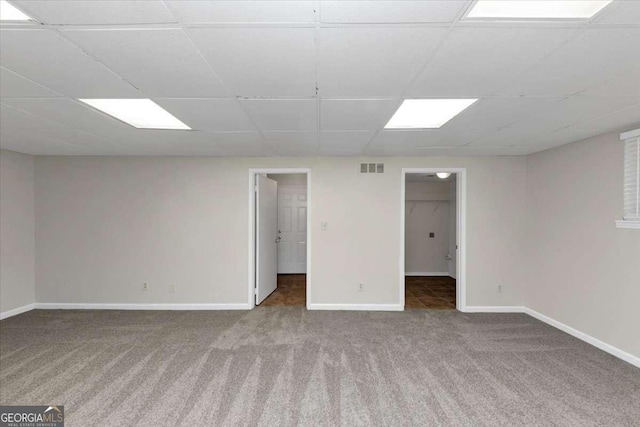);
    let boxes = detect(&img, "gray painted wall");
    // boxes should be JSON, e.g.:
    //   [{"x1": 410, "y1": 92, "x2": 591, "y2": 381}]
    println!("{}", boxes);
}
[
  {"x1": 0, "y1": 149, "x2": 35, "y2": 315},
  {"x1": 526, "y1": 131, "x2": 640, "y2": 358}
]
